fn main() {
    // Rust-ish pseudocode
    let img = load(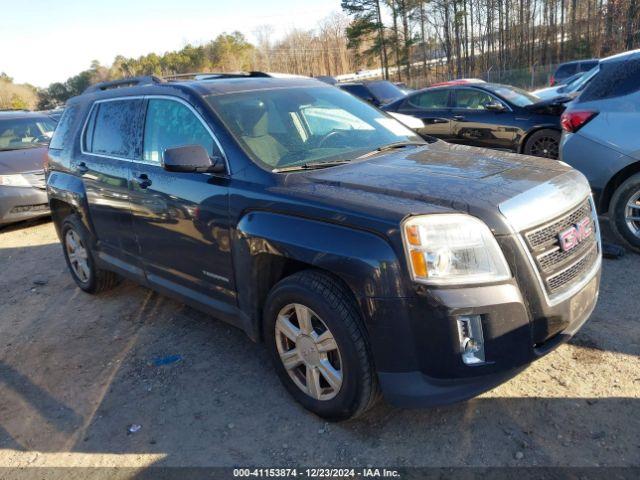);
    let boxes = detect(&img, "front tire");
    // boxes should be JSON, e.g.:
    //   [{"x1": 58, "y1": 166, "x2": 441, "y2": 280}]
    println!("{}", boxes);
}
[
  {"x1": 523, "y1": 129, "x2": 560, "y2": 159},
  {"x1": 61, "y1": 214, "x2": 120, "y2": 293},
  {"x1": 609, "y1": 173, "x2": 640, "y2": 252},
  {"x1": 263, "y1": 270, "x2": 378, "y2": 420}
]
